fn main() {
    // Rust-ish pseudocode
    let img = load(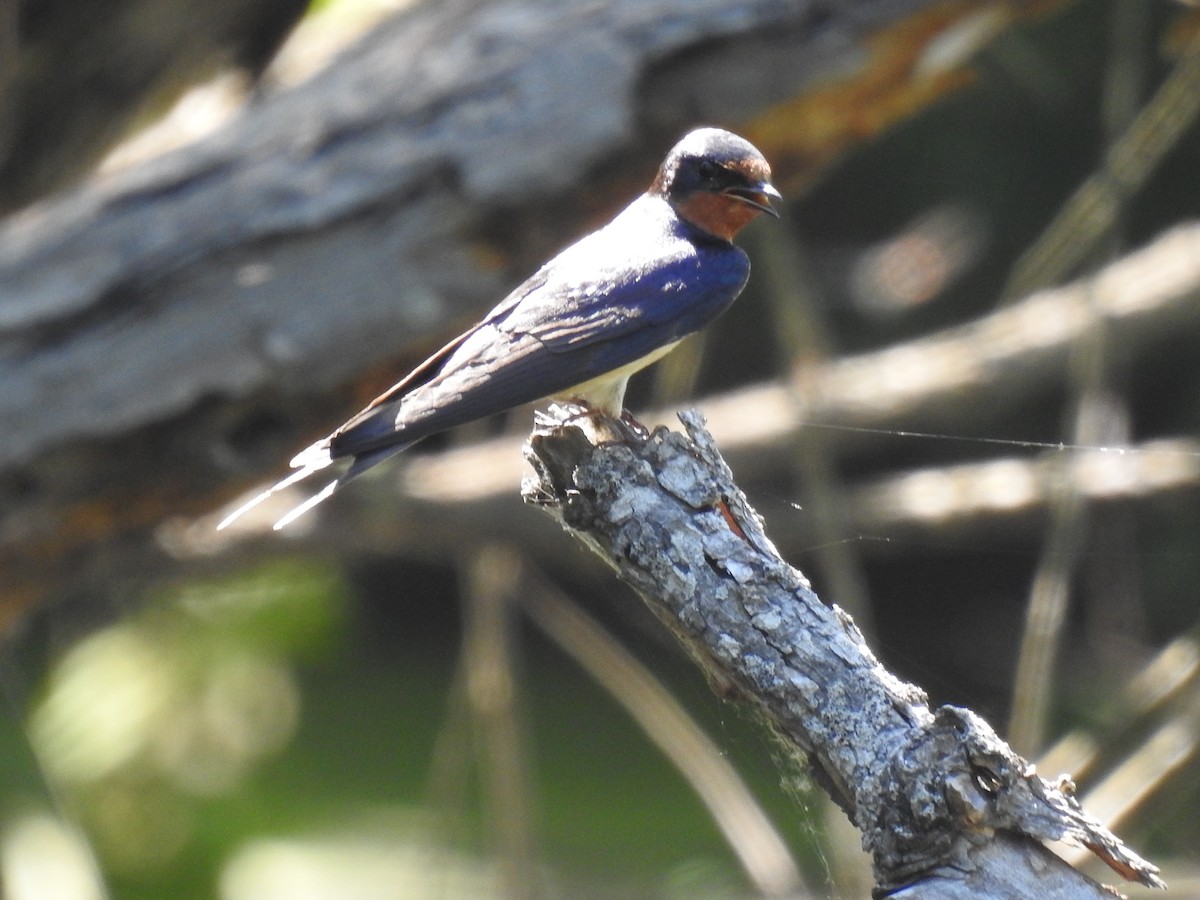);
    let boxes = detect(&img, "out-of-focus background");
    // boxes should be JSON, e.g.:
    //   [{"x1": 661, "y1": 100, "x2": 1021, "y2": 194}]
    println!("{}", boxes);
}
[{"x1": 2, "y1": 0, "x2": 1199, "y2": 897}]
